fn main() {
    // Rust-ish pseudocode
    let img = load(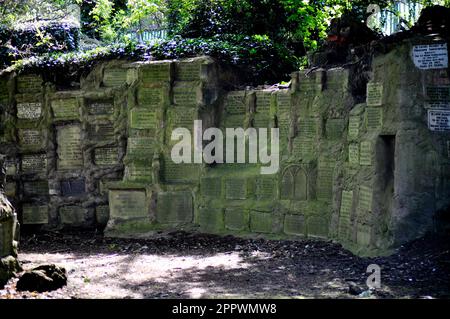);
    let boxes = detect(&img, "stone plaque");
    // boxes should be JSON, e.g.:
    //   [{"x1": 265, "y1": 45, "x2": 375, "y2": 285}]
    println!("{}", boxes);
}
[
  {"x1": 16, "y1": 75, "x2": 42, "y2": 93},
  {"x1": 225, "y1": 178, "x2": 247, "y2": 200},
  {"x1": 280, "y1": 168, "x2": 294, "y2": 200},
  {"x1": 163, "y1": 160, "x2": 200, "y2": 184},
  {"x1": 348, "y1": 116, "x2": 360, "y2": 139},
  {"x1": 284, "y1": 214, "x2": 305, "y2": 236},
  {"x1": 200, "y1": 177, "x2": 222, "y2": 198},
  {"x1": 57, "y1": 125, "x2": 83, "y2": 169},
  {"x1": 96, "y1": 205, "x2": 110, "y2": 225},
  {"x1": 317, "y1": 162, "x2": 334, "y2": 201},
  {"x1": 366, "y1": 82, "x2": 383, "y2": 106},
  {"x1": 142, "y1": 63, "x2": 172, "y2": 82},
  {"x1": 22, "y1": 205, "x2": 48, "y2": 224},
  {"x1": 348, "y1": 143, "x2": 360, "y2": 165},
  {"x1": 366, "y1": 107, "x2": 383, "y2": 130},
  {"x1": 255, "y1": 91, "x2": 272, "y2": 114},
  {"x1": 252, "y1": 114, "x2": 271, "y2": 128},
  {"x1": 293, "y1": 168, "x2": 307, "y2": 201},
  {"x1": 413, "y1": 43, "x2": 448, "y2": 70},
  {"x1": 173, "y1": 85, "x2": 197, "y2": 107},
  {"x1": 103, "y1": 68, "x2": 127, "y2": 87},
  {"x1": 176, "y1": 62, "x2": 202, "y2": 81},
  {"x1": 223, "y1": 115, "x2": 245, "y2": 128},
  {"x1": 307, "y1": 216, "x2": 328, "y2": 238},
  {"x1": 19, "y1": 129, "x2": 43, "y2": 147},
  {"x1": 298, "y1": 117, "x2": 318, "y2": 138},
  {"x1": 225, "y1": 209, "x2": 248, "y2": 231},
  {"x1": 109, "y1": 190, "x2": 147, "y2": 219},
  {"x1": 95, "y1": 147, "x2": 118, "y2": 166},
  {"x1": 428, "y1": 109, "x2": 450, "y2": 131},
  {"x1": 138, "y1": 88, "x2": 163, "y2": 107},
  {"x1": 59, "y1": 206, "x2": 85, "y2": 225},
  {"x1": 358, "y1": 185, "x2": 373, "y2": 212},
  {"x1": 256, "y1": 177, "x2": 275, "y2": 200},
  {"x1": 426, "y1": 86, "x2": 450, "y2": 105},
  {"x1": 340, "y1": 190, "x2": 353, "y2": 216},
  {"x1": 17, "y1": 102, "x2": 42, "y2": 120},
  {"x1": 88, "y1": 122, "x2": 115, "y2": 141},
  {"x1": 156, "y1": 191, "x2": 193, "y2": 224},
  {"x1": 250, "y1": 211, "x2": 273, "y2": 233},
  {"x1": 197, "y1": 208, "x2": 224, "y2": 232},
  {"x1": 277, "y1": 91, "x2": 291, "y2": 114},
  {"x1": 126, "y1": 163, "x2": 152, "y2": 182},
  {"x1": 51, "y1": 98, "x2": 79, "y2": 120},
  {"x1": 21, "y1": 154, "x2": 47, "y2": 174},
  {"x1": 326, "y1": 118, "x2": 344, "y2": 140},
  {"x1": 127, "y1": 137, "x2": 155, "y2": 157},
  {"x1": 60, "y1": 178, "x2": 86, "y2": 196},
  {"x1": 359, "y1": 141, "x2": 372, "y2": 166},
  {"x1": 23, "y1": 180, "x2": 49, "y2": 197},
  {"x1": 292, "y1": 136, "x2": 315, "y2": 160},
  {"x1": 87, "y1": 99, "x2": 114, "y2": 115},
  {"x1": 130, "y1": 108, "x2": 157, "y2": 130},
  {"x1": 226, "y1": 92, "x2": 247, "y2": 115},
  {"x1": 168, "y1": 108, "x2": 197, "y2": 131}
]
